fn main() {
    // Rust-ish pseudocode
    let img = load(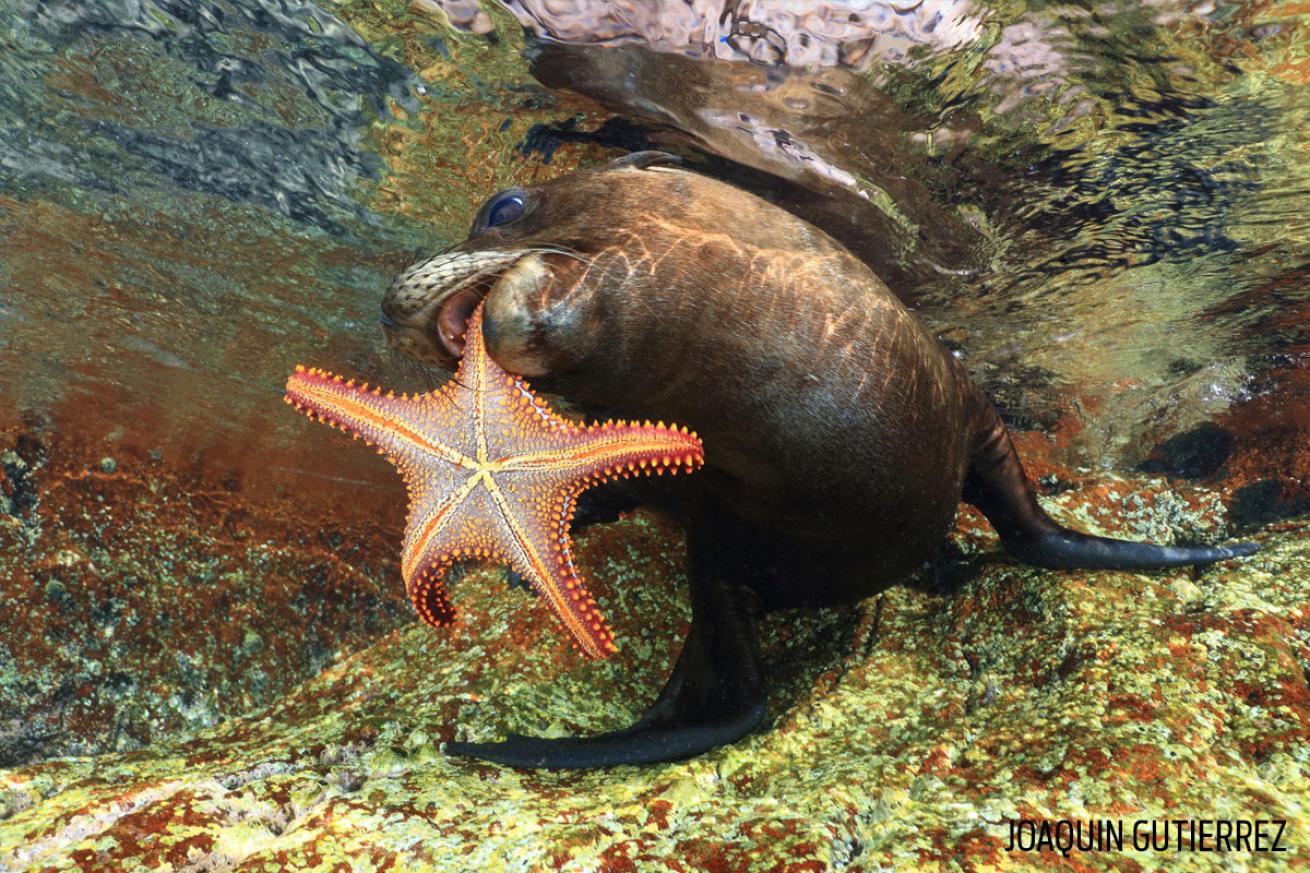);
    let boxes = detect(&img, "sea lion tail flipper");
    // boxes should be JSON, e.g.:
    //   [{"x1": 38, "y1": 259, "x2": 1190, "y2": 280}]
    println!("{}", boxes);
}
[
  {"x1": 444, "y1": 551, "x2": 766, "y2": 769},
  {"x1": 961, "y1": 400, "x2": 1258, "y2": 570}
]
